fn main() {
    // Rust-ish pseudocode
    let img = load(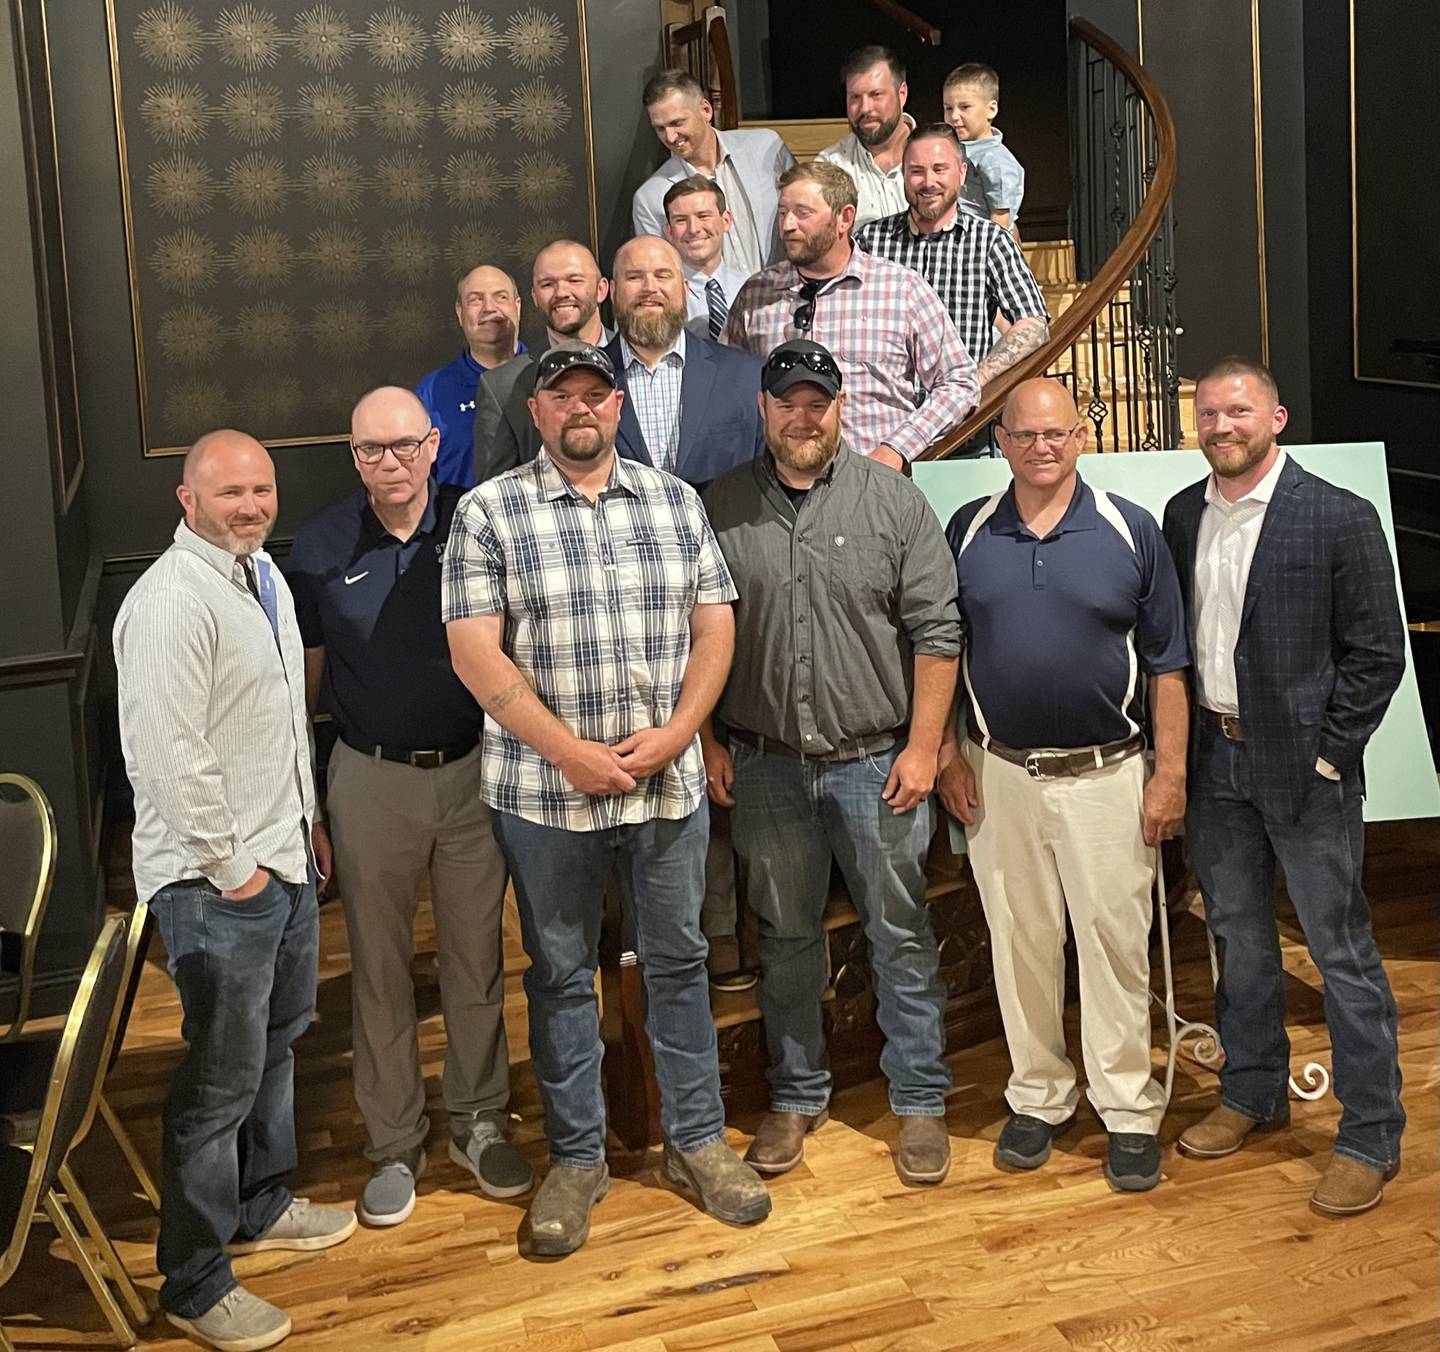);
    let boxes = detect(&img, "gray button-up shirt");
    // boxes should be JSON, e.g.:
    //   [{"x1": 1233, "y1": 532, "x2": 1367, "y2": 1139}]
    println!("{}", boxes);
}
[{"x1": 703, "y1": 444, "x2": 961, "y2": 754}]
